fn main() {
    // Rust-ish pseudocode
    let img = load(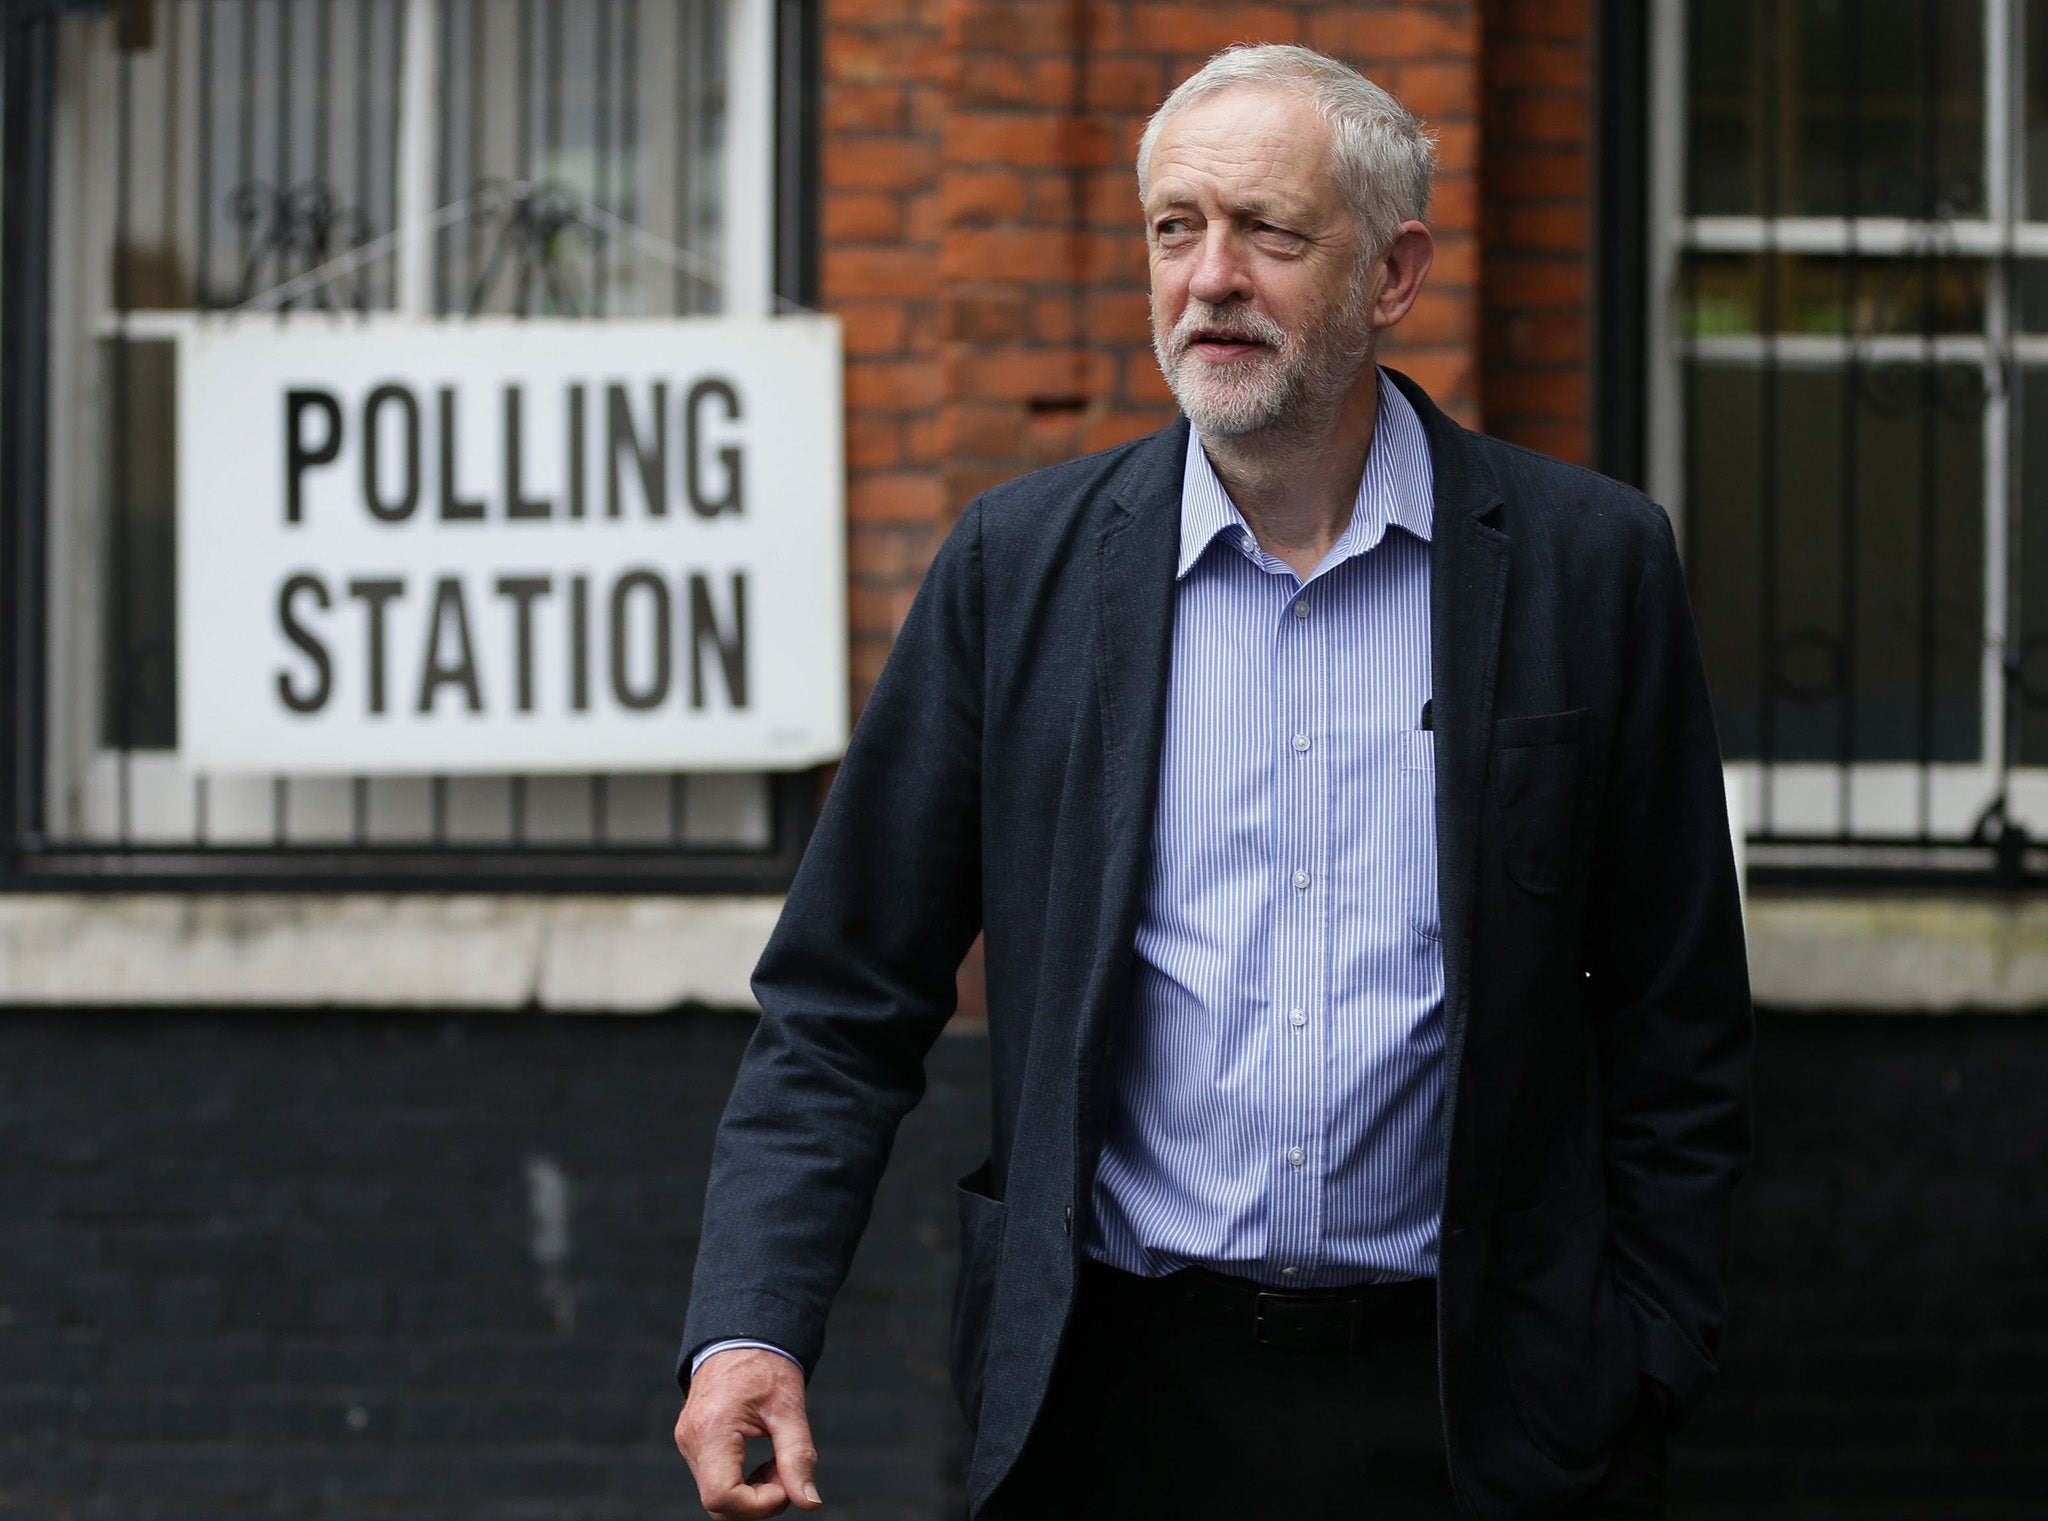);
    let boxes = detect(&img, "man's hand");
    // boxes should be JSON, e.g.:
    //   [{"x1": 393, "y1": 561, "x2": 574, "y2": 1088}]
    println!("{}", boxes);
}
[{"x1": 675, "y1": 1348, "x2": 822, "y2": 1518}]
